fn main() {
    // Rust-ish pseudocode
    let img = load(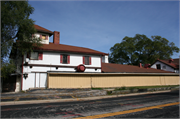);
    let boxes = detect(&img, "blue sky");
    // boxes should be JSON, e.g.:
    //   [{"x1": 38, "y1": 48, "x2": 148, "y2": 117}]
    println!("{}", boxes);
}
[{"x1": 29, "y1": 0, "x2": 179, "y2": 58}]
